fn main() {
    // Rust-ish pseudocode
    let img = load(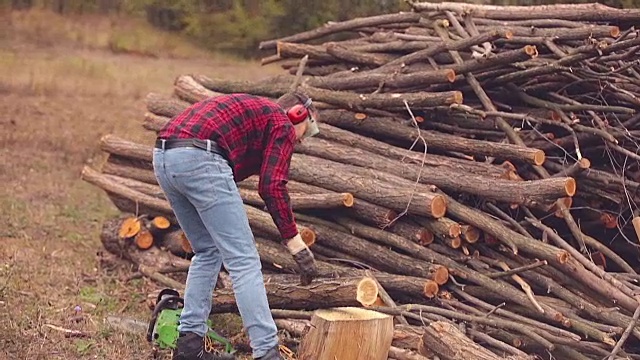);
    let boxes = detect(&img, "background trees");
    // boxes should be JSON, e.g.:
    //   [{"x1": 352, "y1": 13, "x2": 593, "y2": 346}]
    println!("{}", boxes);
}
[{"x1": 3, "y1": 0, "x2": 639, "y2": 57}]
